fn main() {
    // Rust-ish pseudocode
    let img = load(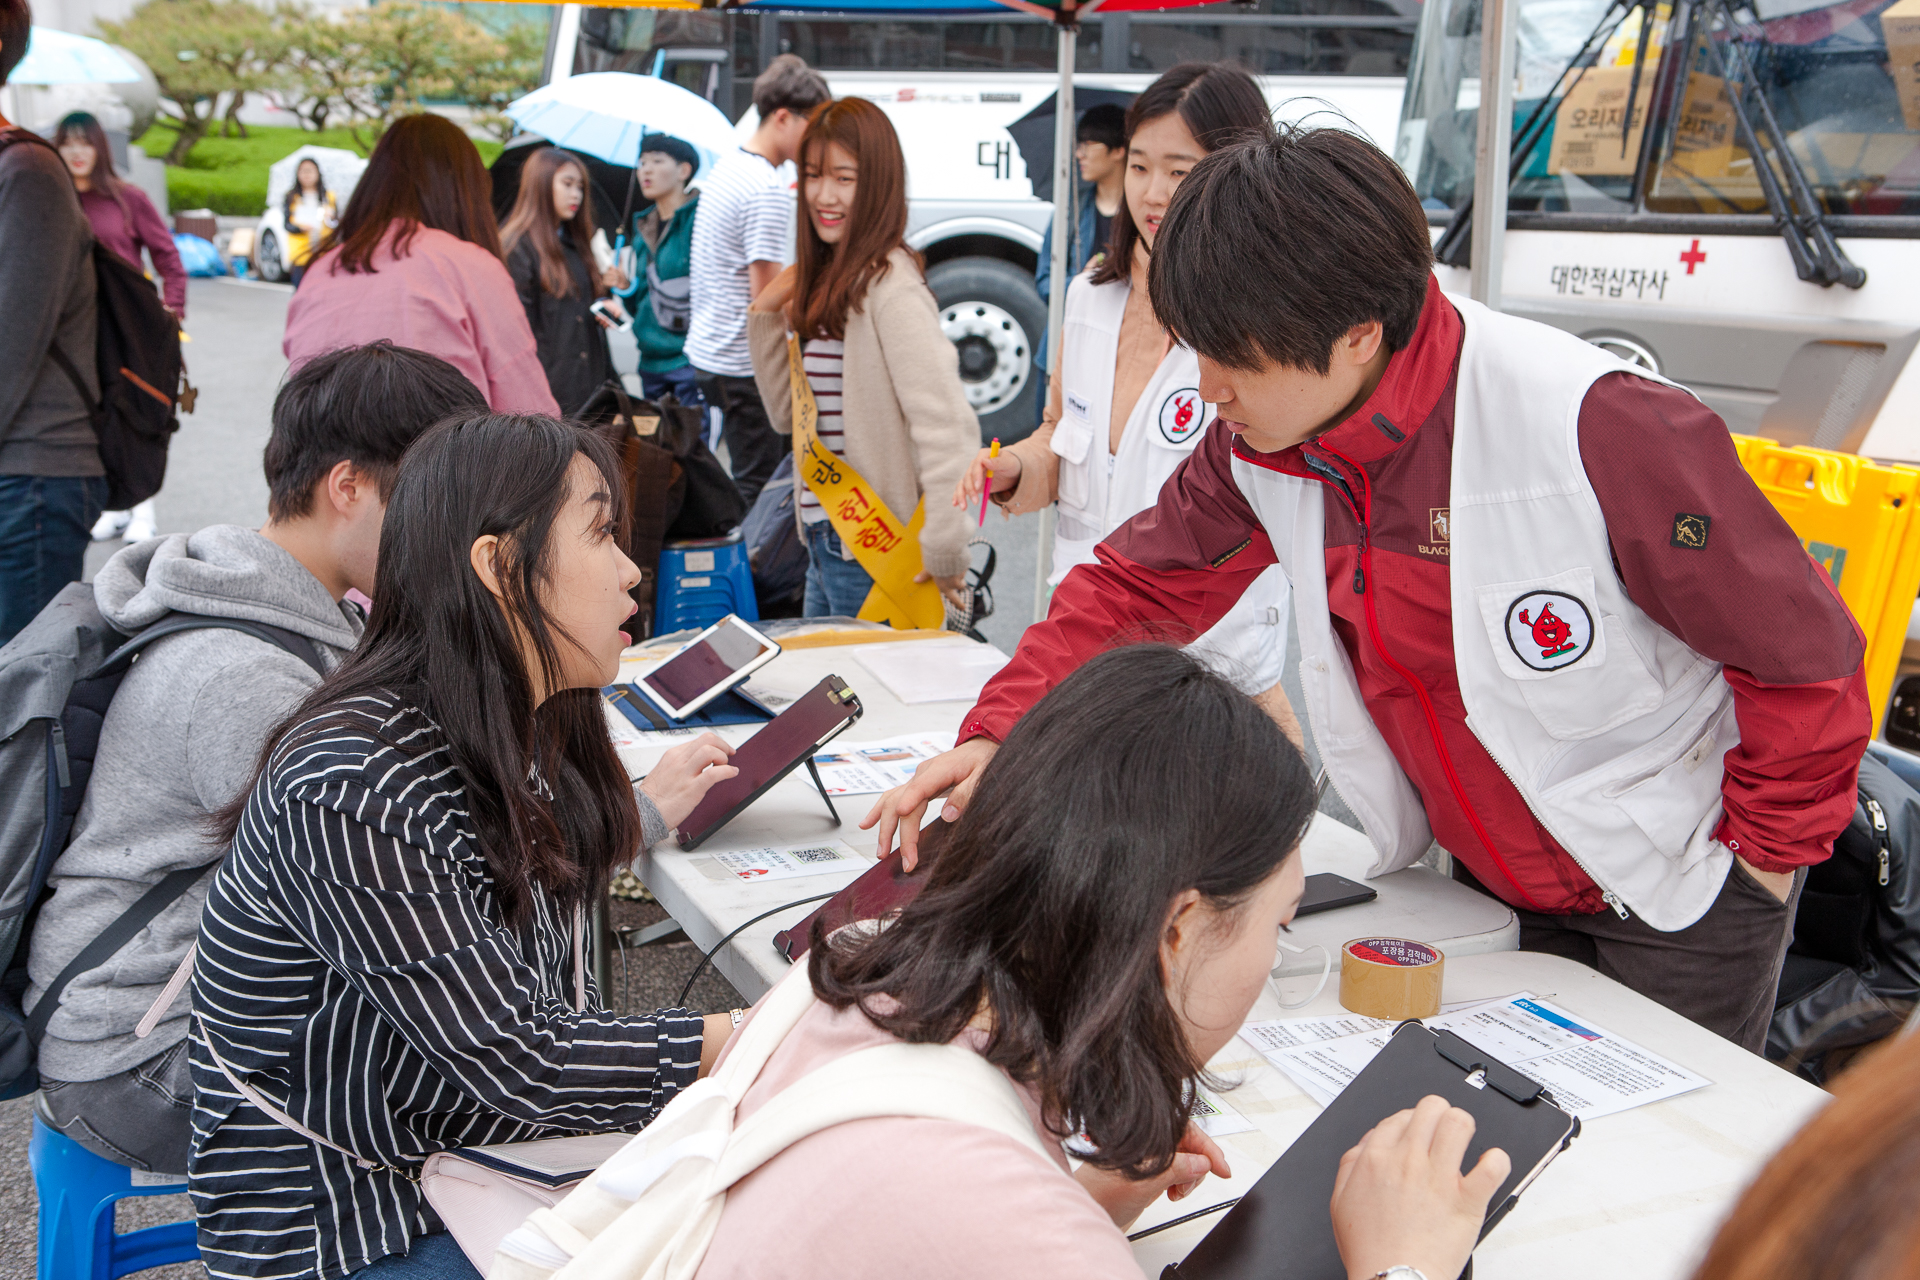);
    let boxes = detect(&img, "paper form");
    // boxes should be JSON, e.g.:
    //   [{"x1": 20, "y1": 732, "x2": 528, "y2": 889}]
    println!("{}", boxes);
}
[
  {"x1": 851, "y1": 639, "x2": 1012, "y2": 704},
  {"x1": 1246, "y1": 993, "x2": 1712, "y2": 1120},
  {"x1": 1190, "y1": 1091, "x2": 1257, "y2": 1138},
  {"x1": 810, "y1": 734, "x2": 957, "y2": 795},
  {"x1": 708, "y1": 841, "x2": 863, "y2": 883}
]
